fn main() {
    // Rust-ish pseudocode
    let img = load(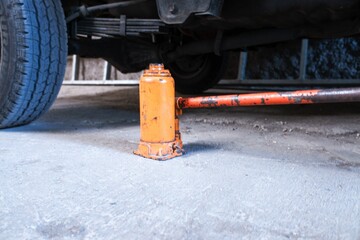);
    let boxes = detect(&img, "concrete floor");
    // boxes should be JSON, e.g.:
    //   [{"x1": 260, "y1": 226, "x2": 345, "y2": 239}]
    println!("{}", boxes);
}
[{"x1": 1, "y1": 86, "x2": 360, "y2": 240}]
